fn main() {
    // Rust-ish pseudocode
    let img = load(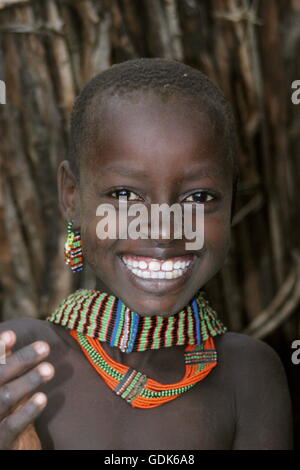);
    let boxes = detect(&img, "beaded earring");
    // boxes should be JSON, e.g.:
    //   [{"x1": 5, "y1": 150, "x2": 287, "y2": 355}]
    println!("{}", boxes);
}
[{"x1": 64, "y1": 220, "x2": 84, "y2": 273}]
